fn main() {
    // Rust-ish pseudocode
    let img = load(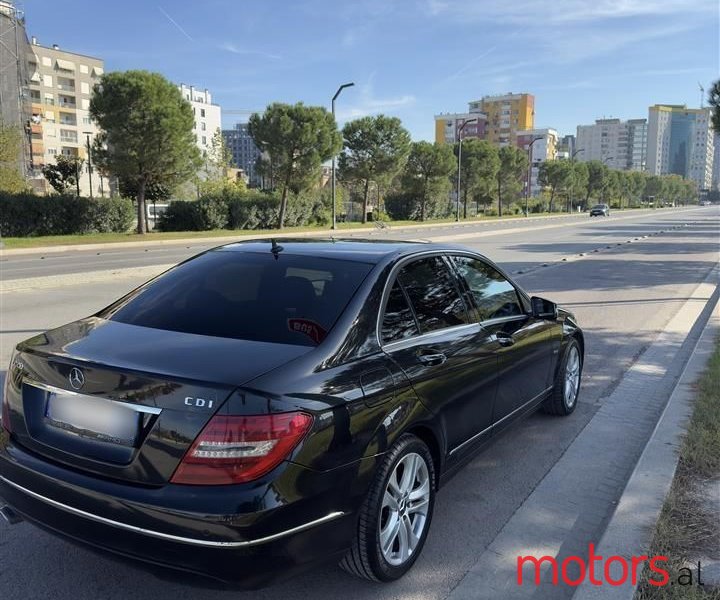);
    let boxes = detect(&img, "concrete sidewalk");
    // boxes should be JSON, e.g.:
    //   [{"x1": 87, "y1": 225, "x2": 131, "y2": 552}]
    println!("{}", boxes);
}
[{"x1": 444, "y1": 267, "x2": 720, "y2": 600}]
